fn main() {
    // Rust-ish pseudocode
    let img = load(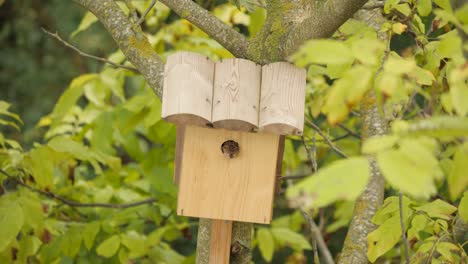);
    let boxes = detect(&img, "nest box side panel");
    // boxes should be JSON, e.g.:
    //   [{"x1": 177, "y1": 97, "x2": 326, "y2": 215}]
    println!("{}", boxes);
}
[
  {"x1": 162, "y1": 52, "x2": 214, "y2": 126},
  {"x1": 212, "y1": 59, "x2": 261, "y2": 131},
  {"x1": 177, "y1": 126, "x2": 280, "y2": 224},
  {"x1": 259, "y1": 62, "x2": 306, "y2": 135}
]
